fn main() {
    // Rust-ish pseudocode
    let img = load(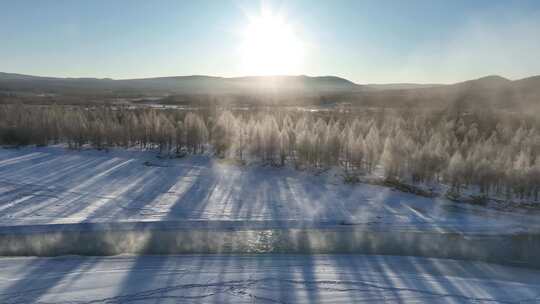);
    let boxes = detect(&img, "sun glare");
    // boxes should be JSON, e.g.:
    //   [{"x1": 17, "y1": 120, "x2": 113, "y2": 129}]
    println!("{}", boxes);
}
[{"x1": 239, "y1": 11, "x2": 304, "y2": 76}]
